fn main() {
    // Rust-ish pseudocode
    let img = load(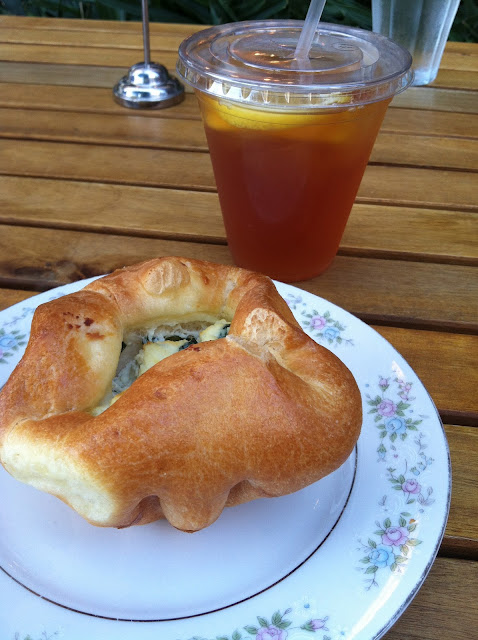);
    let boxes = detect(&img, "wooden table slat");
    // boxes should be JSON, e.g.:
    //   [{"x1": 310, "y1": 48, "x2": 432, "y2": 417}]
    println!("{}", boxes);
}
[
  {"x1": 383, "y1": 107, "x2": 478, "y2": 139},
  {"x1": 1, "y1": 223, "x2": 477, "y2": 334},
  {"x1": 0, "y1": 43, "x2": 183, "y2": 69},
  {"x1": 382, "y1": 557, "x2": 477, "y2": 640},
  {"x1": 373, "y1": 327, "x2": 478, "y2": 423},
  {"x1": 1, "y1": 81, "x2": 477, "y2": 141},
  {"x1": 0, "y1": 176, "x2": 476, "y2": 265},
  {"x1": 1, "y1": 107, "x2": 477, "y2": 173},
  {"x1": 0, "y1": 287, "x2": 34, "y2": 309},
  {"x1": 432, "y1": 67, "x2": 478, "y2": 91},
  {"x1": 0, "y1": 106, "x2": 209, "y2": 151},
  {"x1": 0, "y1": 82, "x2": 200, "y2": 117},
  {"x1": 1, "y1": 139, "x2": 477, "y2": 211},
  {"x1": 2, "y1": 67, "x2": 477, "y2": 114},
  {"x1": 1, "y1": 83, "x2": 477, "y2": 137},
  {"x1": 359, "y1": 165, "x2": 477, "y2": 211},
  {"x1": 443, "y1": 425, "x2": 478, "y2": 546},
  {"x1": 372, "y1": 132, "x2": 478, "y2": 170},
  {"x1": 392, "y1": 86, "x2": 478, "y2": 113},
  {"x1": 2, "y1": 43, "x2": 477, "y2": 91},
  {"x1": 440, "y1": 46, "x2": 478, "y2": 72},
  {"x1": 0, "y1": 21, "x2": 476, "y2": 70},
  {"x1": 0, "y1": 25, "x2": 192, "y2": 51},
  {"x1": 0, "y1": 61, "x2": 132, "y2": 88},
  {"x1": 0, "y1": 15, "x2": 205, "y2": 36}
]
